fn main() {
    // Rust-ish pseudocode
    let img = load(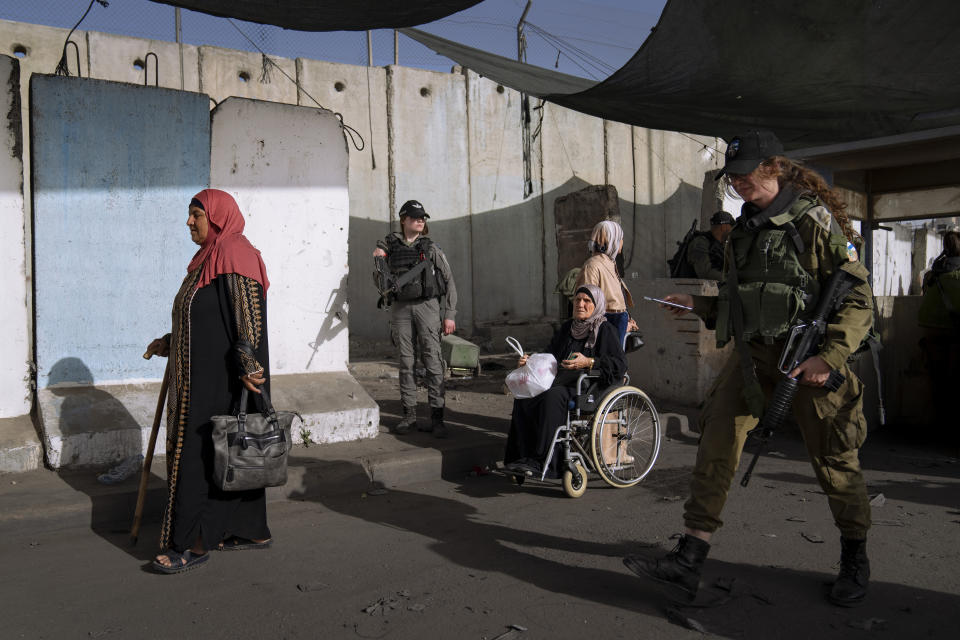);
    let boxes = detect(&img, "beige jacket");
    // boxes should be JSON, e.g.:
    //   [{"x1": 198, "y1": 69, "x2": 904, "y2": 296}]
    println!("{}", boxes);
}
[{"x1": 575, "y1": 254, "x2": 633, "y2": 312}]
